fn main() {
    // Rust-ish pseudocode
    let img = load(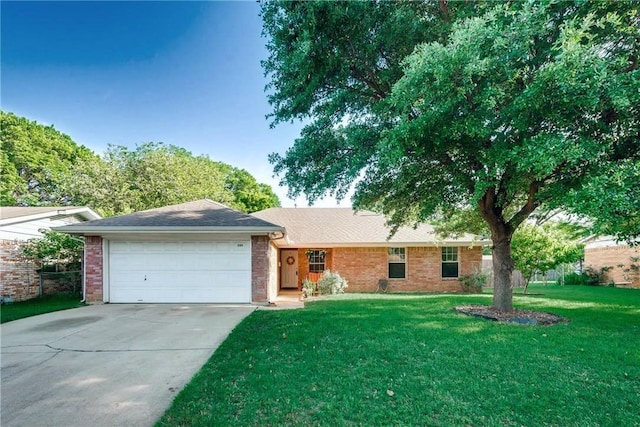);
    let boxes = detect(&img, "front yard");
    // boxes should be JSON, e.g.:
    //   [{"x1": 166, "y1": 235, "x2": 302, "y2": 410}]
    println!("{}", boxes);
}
[
  {"x1": 0, "y1": 294, "x2": 83, "y2": 323},
  {"x1": 158, "y1": 285, "x2": 640, "y2": 426}
]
